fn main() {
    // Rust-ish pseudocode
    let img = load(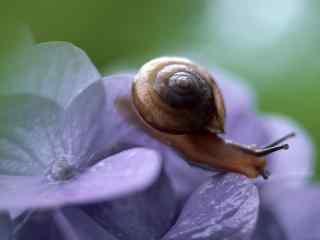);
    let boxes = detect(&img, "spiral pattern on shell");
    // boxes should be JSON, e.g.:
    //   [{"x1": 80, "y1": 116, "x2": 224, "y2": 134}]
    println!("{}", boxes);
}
[
  {"x1": 132, "y1": 57, "x2": 226, "y2": 134},
  {"x1": 154, "y1": 67, "x2": 212, "y2": 109}
]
